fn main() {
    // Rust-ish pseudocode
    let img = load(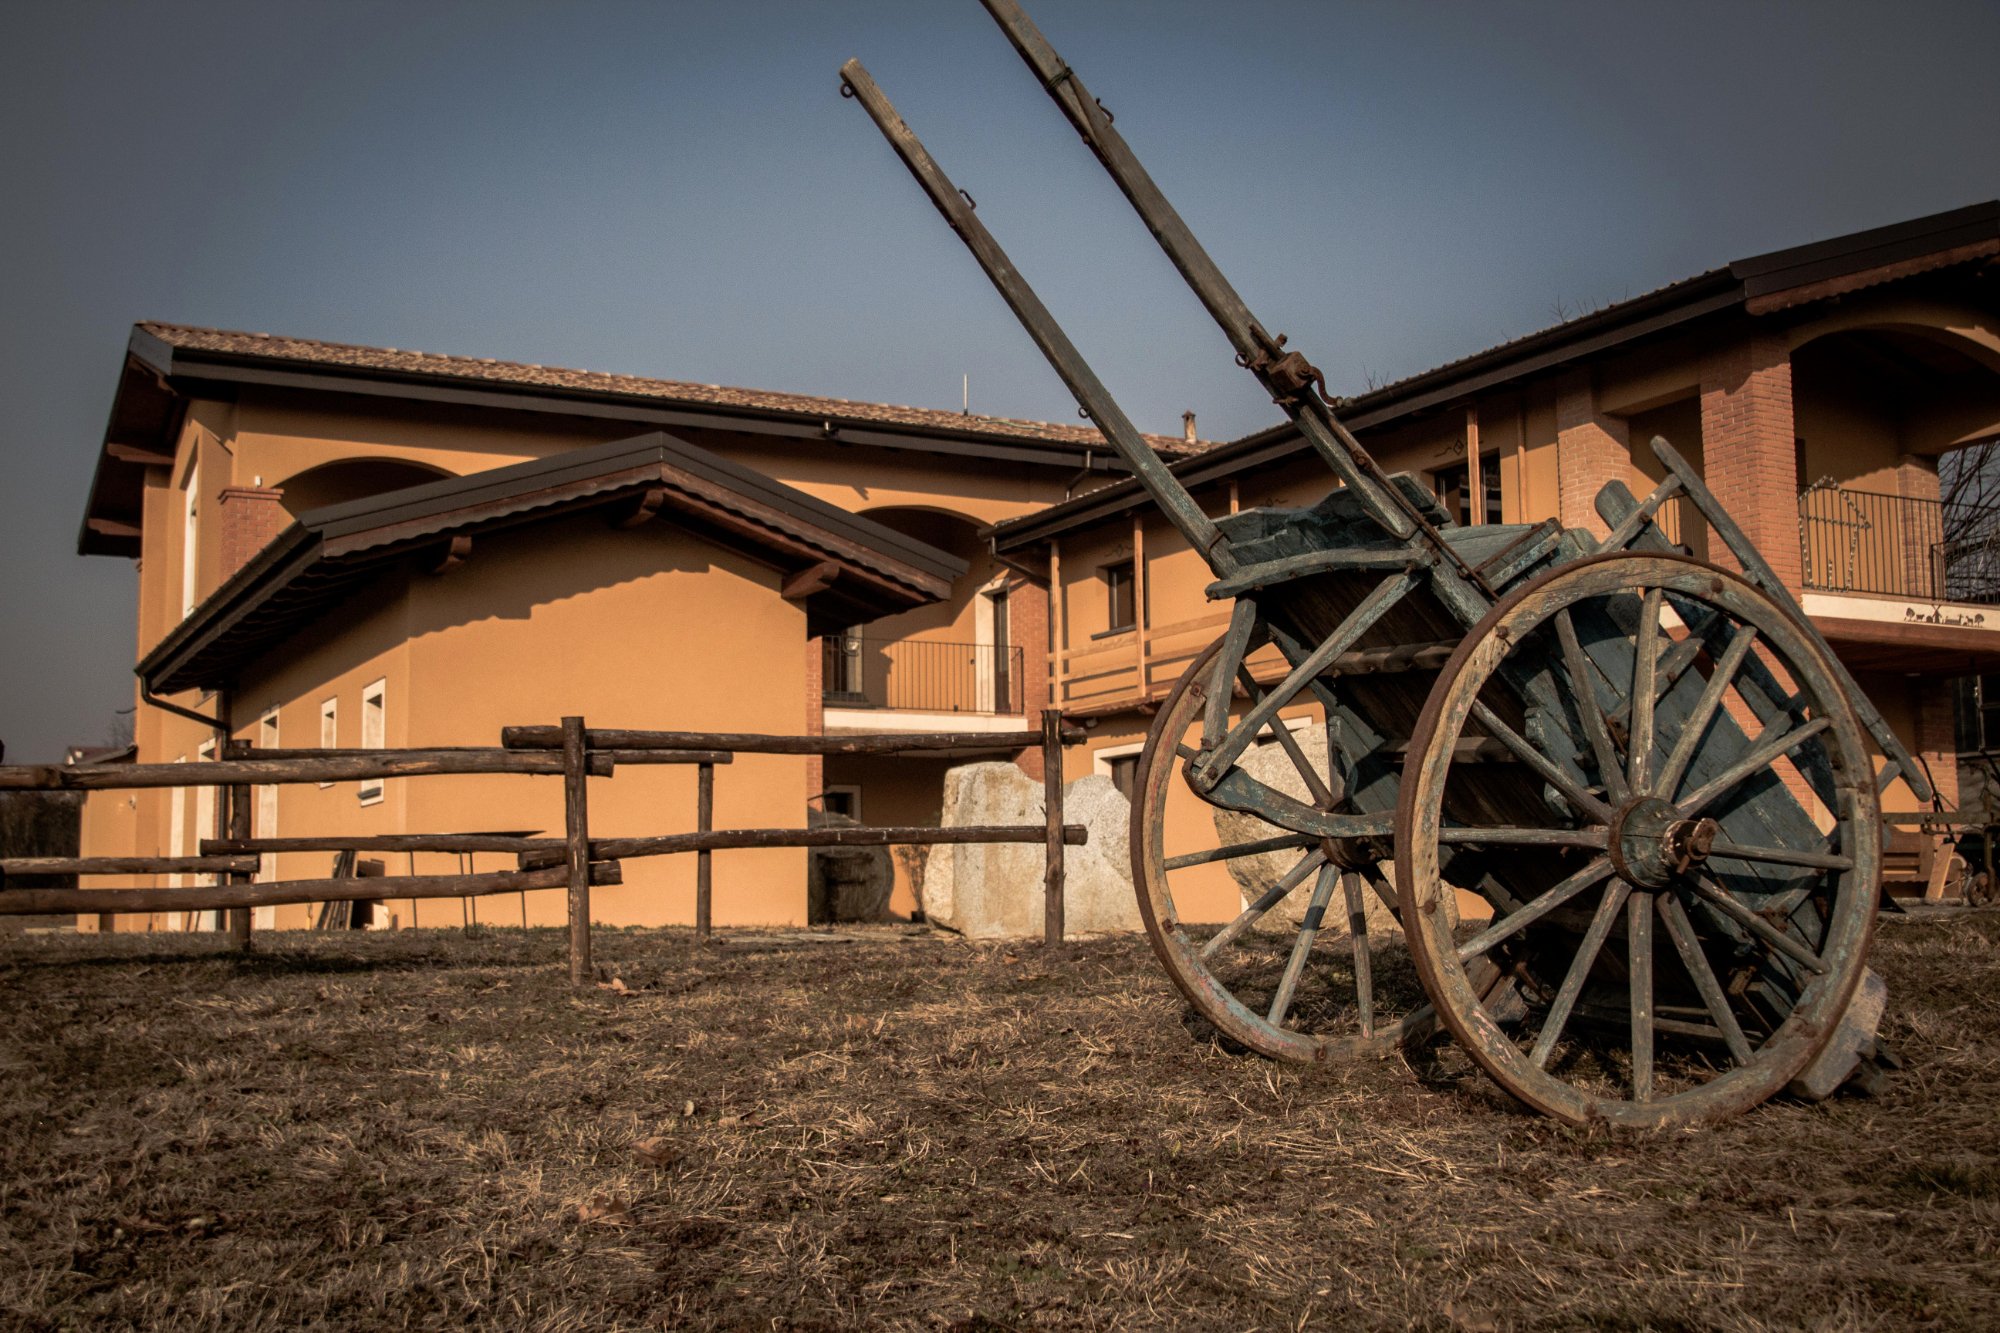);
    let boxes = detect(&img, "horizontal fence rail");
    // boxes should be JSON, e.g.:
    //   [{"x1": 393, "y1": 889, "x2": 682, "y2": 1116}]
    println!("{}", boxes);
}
[
  {"x1": 0, "y1": 862, "x2": 622, "y2": 918},
  {"x1": 501, "y1": 726, "x2": 1080, "y2": 754},
  {"x1": 1799, "y1": 481, "x2": 2000, "y2": 605},
  {"x1": 820, "y1": 636, "x2": 1025, "y2": 715}
]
